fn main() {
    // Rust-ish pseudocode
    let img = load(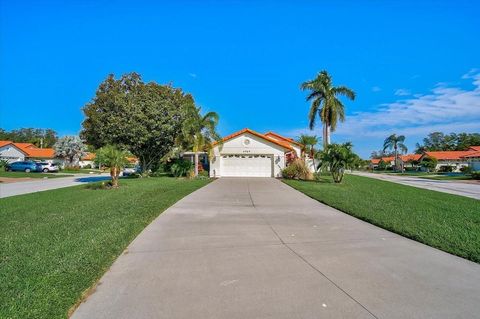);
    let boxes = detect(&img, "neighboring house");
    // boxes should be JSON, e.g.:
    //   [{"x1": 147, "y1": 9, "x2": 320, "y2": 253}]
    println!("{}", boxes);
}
[
  {"x1": 419, "y1": 150, "x2": 475, "y2": 172},
  {"x1": 369, "y1": 154, "x2": 421, "y2": 170},
  {"x1": 79, "y1": 152, "x2": 96, "y2": 168},
  {"x1": 460, "y1": 146, "x2": 480, "y2": 171},
  {"x1": 0, "y1": 140, "x2": 55, "y2": 163},
  {"x1": 209, "y1": 128, "x2": 303, "y2": 178}
]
